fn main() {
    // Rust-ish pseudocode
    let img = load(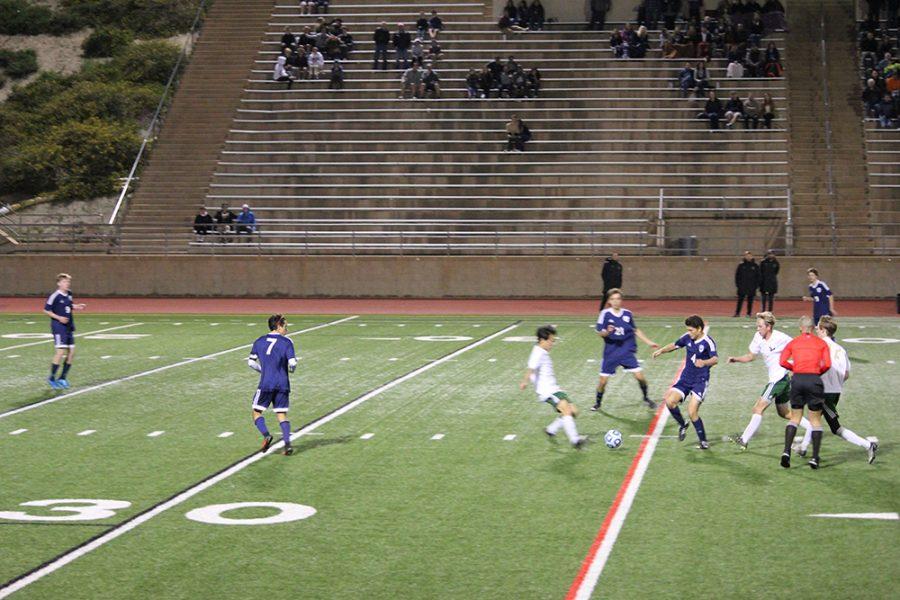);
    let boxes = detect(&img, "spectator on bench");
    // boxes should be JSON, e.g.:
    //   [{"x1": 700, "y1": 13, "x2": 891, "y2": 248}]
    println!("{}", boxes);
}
[
  {"x1": 529, "y1": 0, "x2": 545, "y2": 30},
  {"x1": 724, "y1": 91, "x2": 744, "y2": 128},
  {"x1": 416, "y1": 11, "x2": 429, "y2": 40},
  {"x1": 423, "y1": 66, "x2": 441, "y2": 98},
  {"x1": 400, "y1": 63, "x2": 424, "y2": 98},
  {"x1": 527, "y1": 67, "x2": 541, "y2": 97},
  {"x1": 506, "y1": 114, "x2": 531, "y2": 152},
  {"x1": 308, "y1": 47, "x2": 325, "y2": 78},
  {"x1": 762, "y1": 91, "x2": 776, "y2": 128},
  {"x1": 299, "y1": 0, "x2": 312, "y2": 16},
  {"x1": 215, "y1": 203, "x2": 236, "y2": 240},
  {"x1": 876, "y1": 93, "x2": 898, "y2": 128},
  {"x1": 194, "y1": 207, "x2": 214, "y2": 240},
  {"x1": 695, "y1": 61, "x2": 713, "y2": 95},
  {"x1": 630, "y1": 25, "x2": 650, "y2": 58},
  {"x1": 313, "y1": 0, "x2": 329, "y2": 15},
  {"x1": 329, "y1": 59, "x2": 344, "y2": 89},
  {"x1": 499, "y1": 9, "x2": 528, "y2": 35},
  {"x1": 411, "y1": 38, "x2": 425, "y2": 66},
  {"x1": 273, "y1": 52, "x2": 294, "y2": 89},
  {"x1": 726, "y1": 57, "x2": 745, "y2": 78},
  {"x1": 504, "y1": 0, "x2": 519, "y2": 23},
  {"x1": 373, "y1": 22, "x2": 390, "y2": 70},
  {"x1": 236, "y1": 204, "x2": 256, "y2": 236},
  {"x1": 610, "y1": 28, "x2": 625, "y2": 57},
  {"x1": 428, "y1": 10, "x2": 444, "y2": 39},
  {"x1": 428, "y1": 38, "x2": 443, "y2": 64},
  {"x1": 702, "y1": 90, "x2": 724, "y2": 129},
  {"x1": 863, "y1": 78, "x2": 882, "y2": 115},
  {"x1": 743, "y1": 94, "x2": 761, "y2": 128},
  {"x1": 479, "y1": 65, "x2": 495, "y2": 98},
  {"x1": 393, "y1": 23, "x2": 412, "y2": 69},
  {"x1": 678, "y1": 62, "x2": 697, "y2": 97},
  {"x1": 466, "y1": 68, "x2": 481, "y2": 98},
  {"x1": 281, "y1": 26, "x2": 296, "y2": 51},
  {"x1": 286, "y1": 46, "x2": 303, "y2": 79},
  {"x1": 761, "y1": 0, "x2": 786, "y2": 31}
]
